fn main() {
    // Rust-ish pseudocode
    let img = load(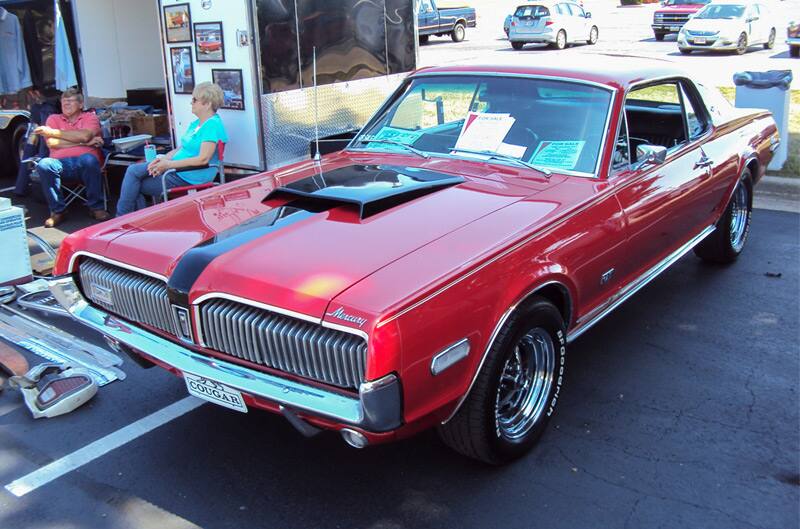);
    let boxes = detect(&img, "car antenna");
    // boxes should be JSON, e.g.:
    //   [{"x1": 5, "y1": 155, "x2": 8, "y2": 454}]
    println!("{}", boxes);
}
[{"x1": 313, "y1": 46, "x2": 321, "y2": 165}]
